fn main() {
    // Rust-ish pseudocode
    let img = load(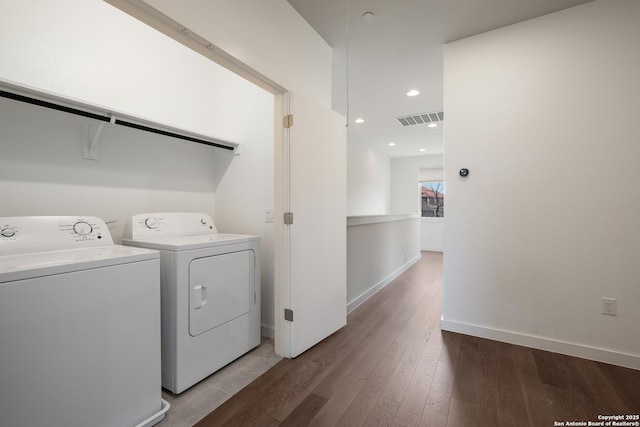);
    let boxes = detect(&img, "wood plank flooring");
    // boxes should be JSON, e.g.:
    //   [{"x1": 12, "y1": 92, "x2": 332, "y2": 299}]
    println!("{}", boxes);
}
[{"x1": 194, "y1": 251, "x2": 640, "y2": 426}]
